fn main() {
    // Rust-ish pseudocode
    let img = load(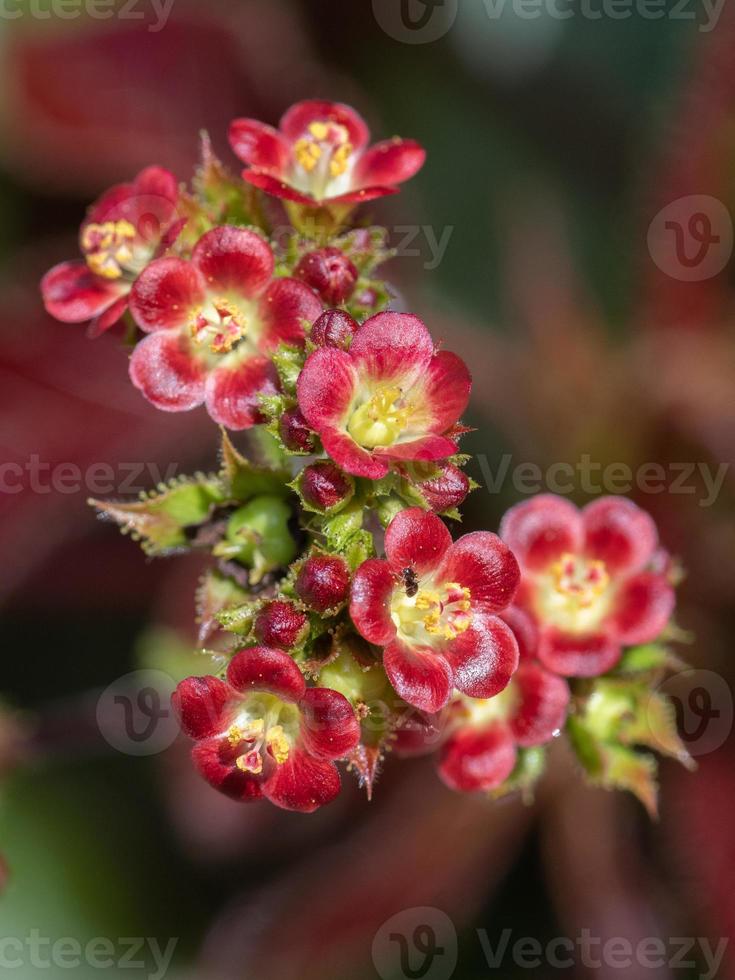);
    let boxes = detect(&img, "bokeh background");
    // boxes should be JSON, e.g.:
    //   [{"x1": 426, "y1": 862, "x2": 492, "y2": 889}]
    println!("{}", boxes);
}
[{"x1": 1, "y1": 1, "x2": 734, "y2": 977}]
